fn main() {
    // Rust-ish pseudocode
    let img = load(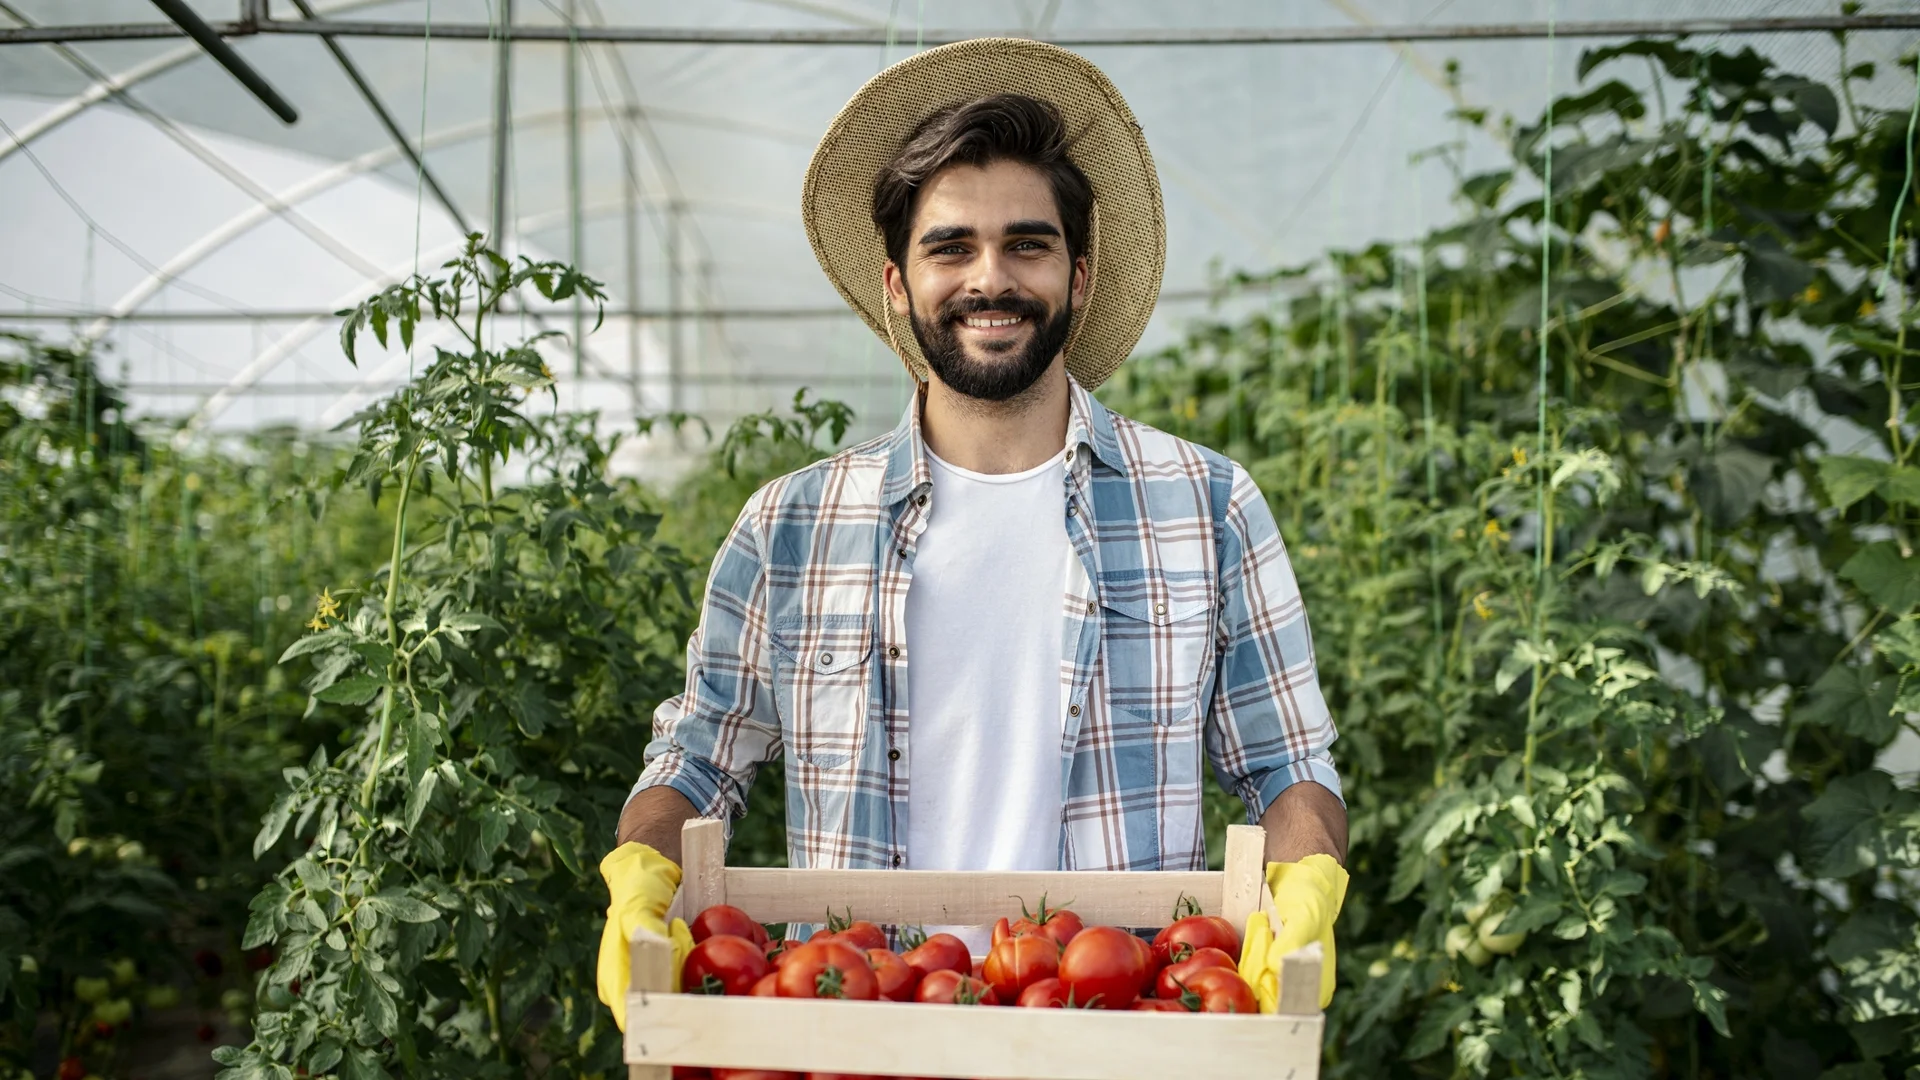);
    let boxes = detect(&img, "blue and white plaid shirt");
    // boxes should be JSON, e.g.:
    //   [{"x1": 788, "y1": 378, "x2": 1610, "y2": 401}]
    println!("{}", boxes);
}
[{"x1": 635, "y1": 378, "x2": 1341, "y2": 872}]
